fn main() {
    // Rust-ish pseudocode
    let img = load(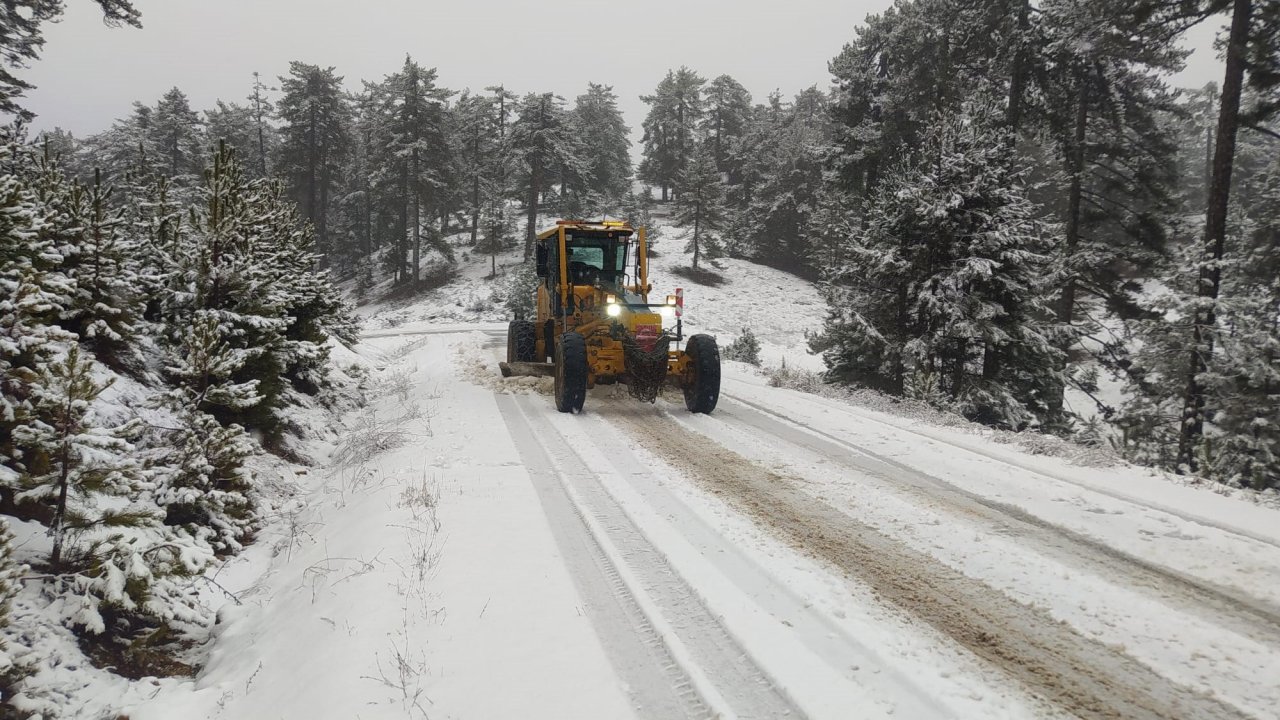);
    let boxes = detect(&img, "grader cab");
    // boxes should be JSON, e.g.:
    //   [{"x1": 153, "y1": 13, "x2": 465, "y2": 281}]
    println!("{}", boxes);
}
[{"x1": 499, "y1": 220, "x2": 720, "y2": 414}]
